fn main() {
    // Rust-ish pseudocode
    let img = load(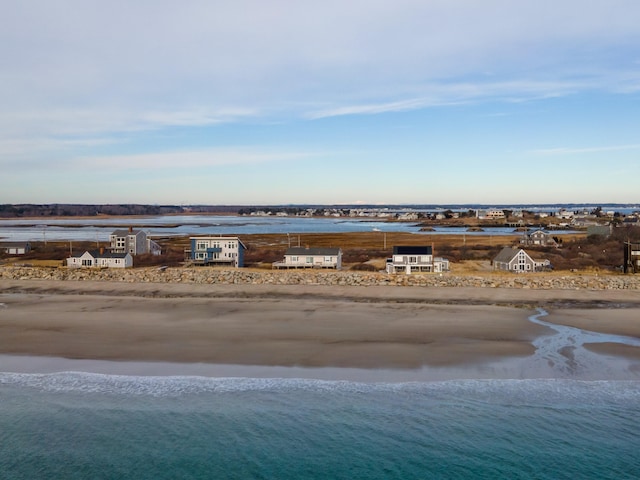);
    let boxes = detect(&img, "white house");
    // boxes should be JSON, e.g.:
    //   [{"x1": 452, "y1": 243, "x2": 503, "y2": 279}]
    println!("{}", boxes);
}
[
  {"x1": 273, "y1": 247, "x2": 342, "y2": 269},
  {"x1": 109, "y1": 228, "x2": 155, "y2": 256},
  {"x1": 67, "y1": 249, "x2": 133, "y2": 268},
  {"x1": 386, "y1": 246, "x2": 449, "y2": 274},
  {"x1": 477, "y1": 209, "x2": 505, "y2": 220},
  {"x1": 0, "y1": 242, "x2": 31, "y2": 255},
  {"x1": 187, "y1": 236, "x2": 246, "y2": 267},
  {"x1": 493, "y1": 247, "x2": 549, "y2": 272}
]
